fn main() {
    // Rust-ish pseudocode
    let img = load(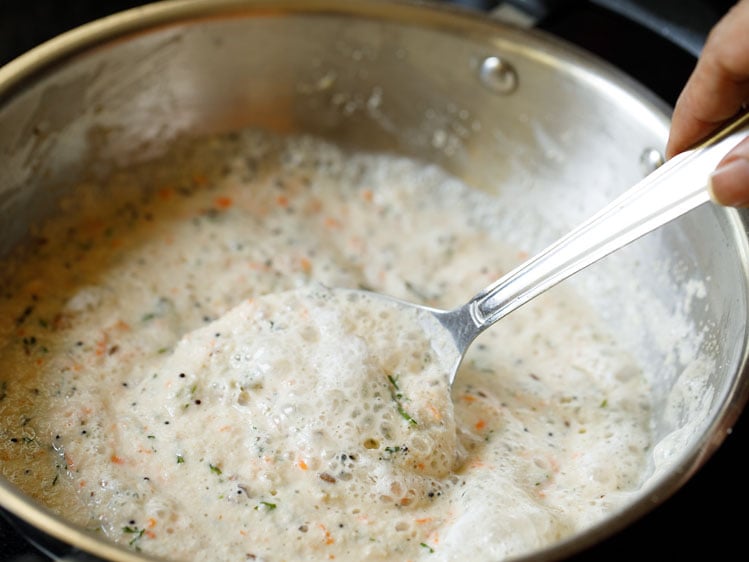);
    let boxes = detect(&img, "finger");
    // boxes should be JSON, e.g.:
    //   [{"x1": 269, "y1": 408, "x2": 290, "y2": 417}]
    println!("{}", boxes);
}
[
  {"x1": 708, "y1": 137, "x2": 749, "y2": 206},
  {"x1": 666, "y1": 0, "x2": 749, "y2": 158}
]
